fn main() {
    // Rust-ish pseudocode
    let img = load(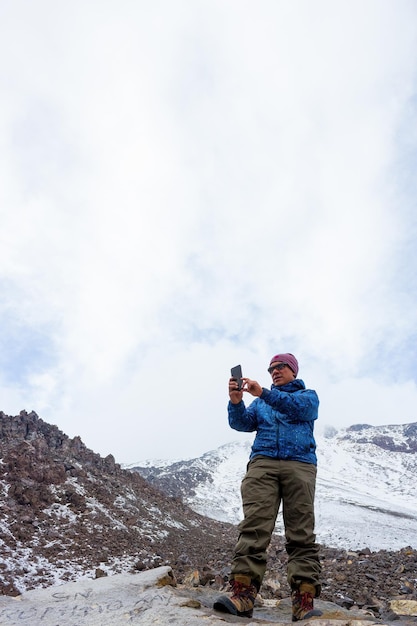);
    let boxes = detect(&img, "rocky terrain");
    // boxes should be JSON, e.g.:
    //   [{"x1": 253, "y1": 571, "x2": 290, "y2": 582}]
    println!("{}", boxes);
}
[
  {"x1": 0, "y1": 410, "x2": 238, "y2": 596},
  {"x1": 0, "y1": 411, "x2": 416, "y2": 622}
]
